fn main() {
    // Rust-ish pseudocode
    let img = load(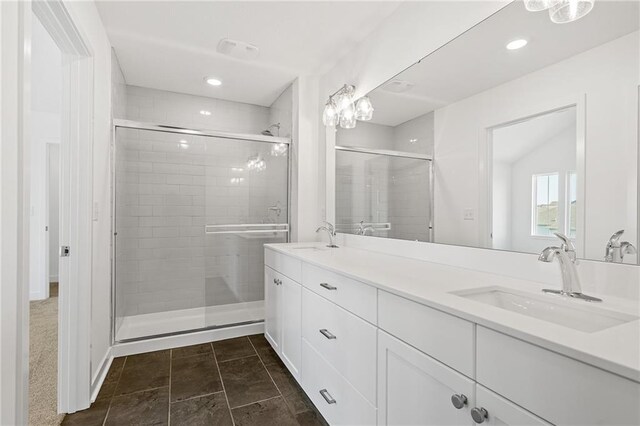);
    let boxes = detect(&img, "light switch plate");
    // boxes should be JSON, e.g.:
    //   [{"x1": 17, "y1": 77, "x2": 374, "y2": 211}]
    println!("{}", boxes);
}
[{"x1": 463, "y1": 208, "x2": 475, "y2": 220}]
